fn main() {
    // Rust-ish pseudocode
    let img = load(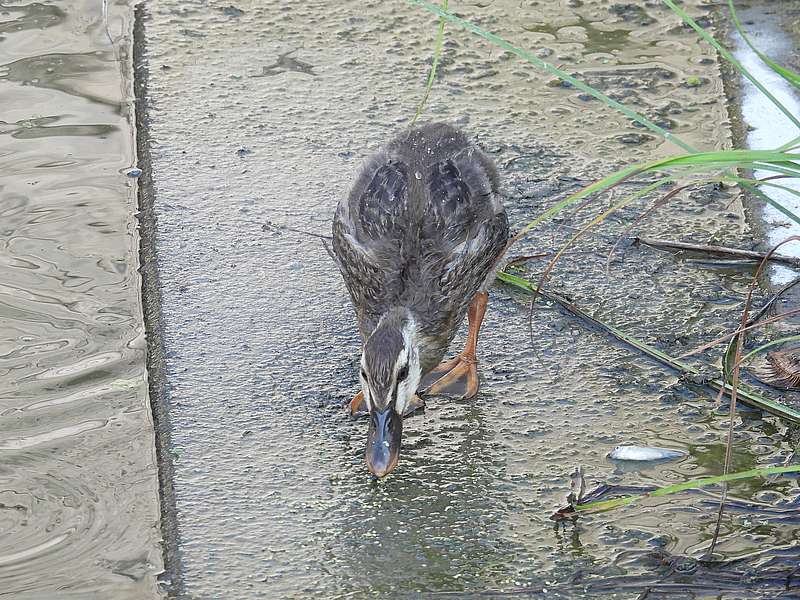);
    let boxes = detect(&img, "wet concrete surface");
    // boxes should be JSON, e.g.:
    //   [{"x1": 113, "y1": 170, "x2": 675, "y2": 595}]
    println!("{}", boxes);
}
[
  {"x1": 137, "y1": 0, "x2": 800, "y2": 598},
  {"x1": 0, "y1": 1, "x2": 163, "y2": 598}
]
